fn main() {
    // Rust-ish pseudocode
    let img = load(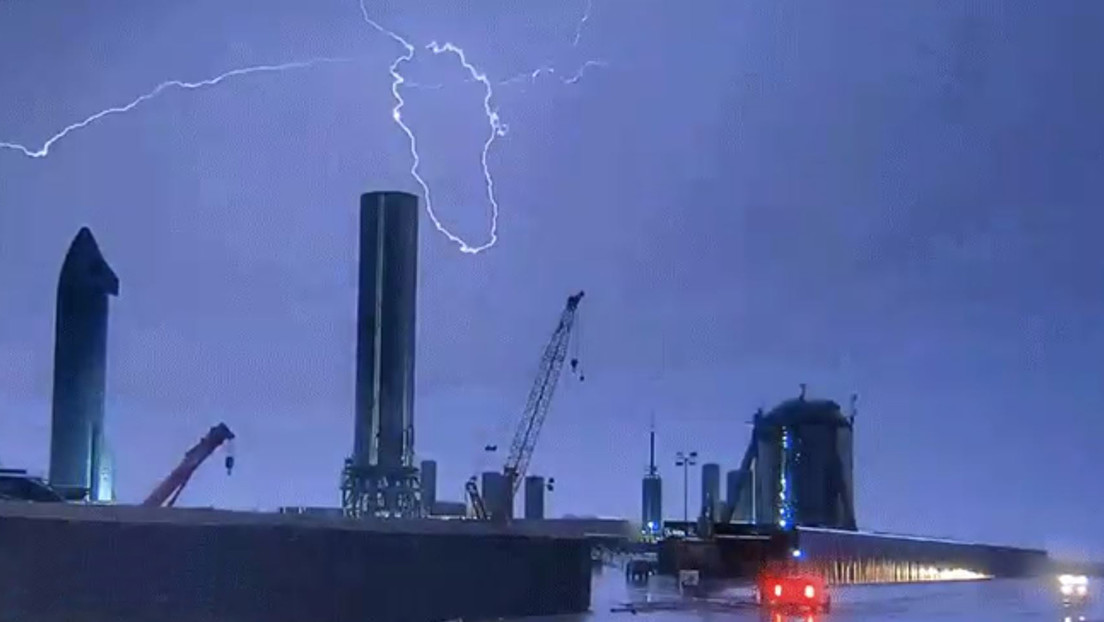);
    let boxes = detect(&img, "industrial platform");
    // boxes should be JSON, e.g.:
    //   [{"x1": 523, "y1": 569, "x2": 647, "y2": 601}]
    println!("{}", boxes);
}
[{"x1": 0, "y1": 501, "x2": 594, "y2": 622}]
